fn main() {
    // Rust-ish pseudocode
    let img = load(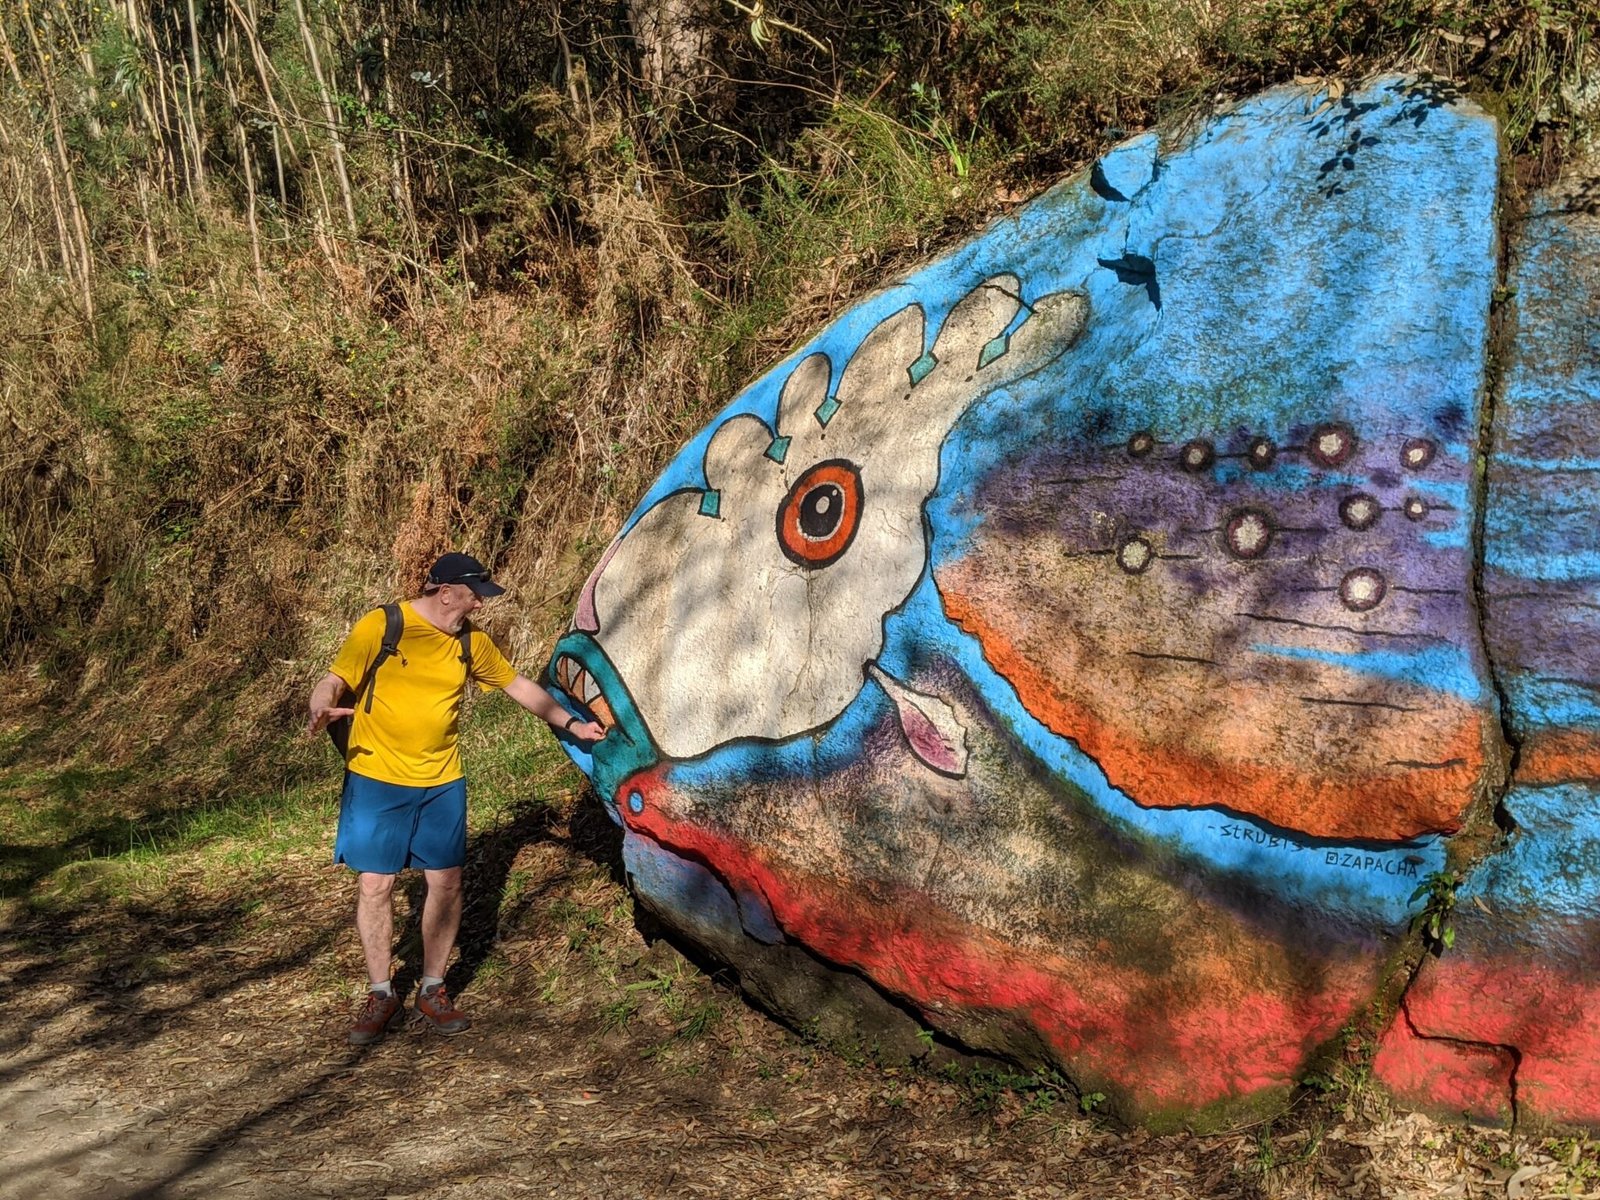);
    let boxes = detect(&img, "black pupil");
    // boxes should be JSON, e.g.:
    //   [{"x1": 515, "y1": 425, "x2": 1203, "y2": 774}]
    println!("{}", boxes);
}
[{"x1": 799, "y1": 484, "x2": 843, "y2": 539}]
